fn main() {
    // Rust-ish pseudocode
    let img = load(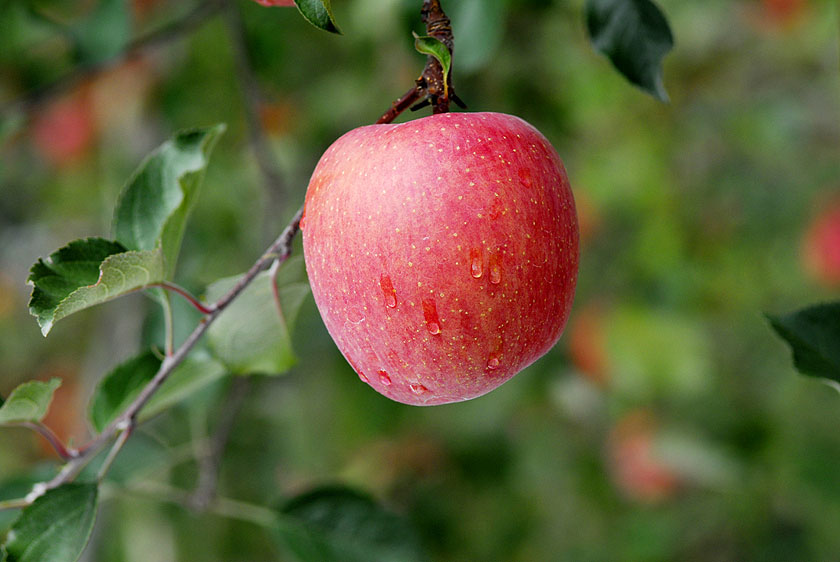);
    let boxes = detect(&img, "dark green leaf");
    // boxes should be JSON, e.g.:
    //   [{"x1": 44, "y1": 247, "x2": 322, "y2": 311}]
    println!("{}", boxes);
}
[
  {"x1": 113, "y1": 125, "x2": 225, "y2": 278},
  {"x1": 0, "y1": 379, "x2": 61, "y2": 425},
  {"x1": 88, "y1": 351, "x2": 228, "y2": 432},
  {"x1": 88, "y1": 352, "x2": 160, "y2": 433},
  {"x1": 3, "y1": 483, "x2": 98, "y2": 562},
  {"x1": 413, "y1": 33, "x2": 451, "y2": 85},
  {"x1": 1, "y1": 544, "x2": 7, "y2": 562},
  {"x1": 206, "y1": 257, "x2": 310, "y2": 375},
  {"x1": 276, "y1": 486, "x2": 427, "y2": 562},
  {"x1": 69, "y1": 0, "x2": 130, "y2": 65},
  {"x1": 27, "y1": 238, "x2": 165, "y2": 335},
  {"x1": 0, "y1": 466, "x2": 62, "y2": 534},
  {"x1": 585, "y1": 0, "x2": 673, "y2": 101},
  {"x1": 293, "y1": 0, "x2": 341, "y2": 34},
  {"x1": 767, "y1": 302, "x2": 840, "y2": 382}
]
